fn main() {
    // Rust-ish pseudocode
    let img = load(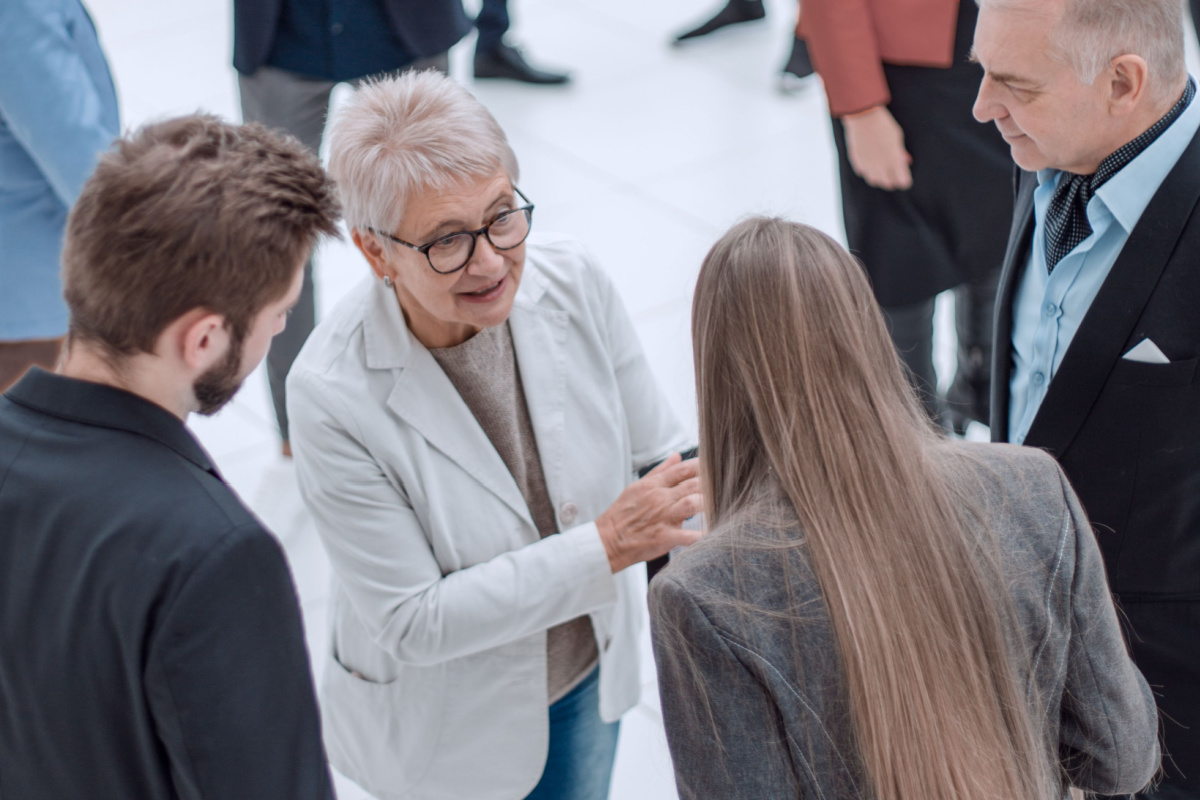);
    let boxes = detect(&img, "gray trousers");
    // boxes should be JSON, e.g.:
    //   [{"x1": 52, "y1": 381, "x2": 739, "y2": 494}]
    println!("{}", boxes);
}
[{"x1": 238, "y1": 54, "x2": 449, "y2": 441}]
